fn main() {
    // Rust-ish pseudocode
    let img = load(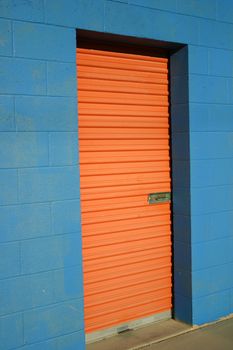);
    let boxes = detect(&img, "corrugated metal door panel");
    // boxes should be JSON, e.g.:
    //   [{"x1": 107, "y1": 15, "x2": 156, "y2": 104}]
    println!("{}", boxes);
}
[{"x1": 77, "y1": 47, "x2": 172, "y2": 334}]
